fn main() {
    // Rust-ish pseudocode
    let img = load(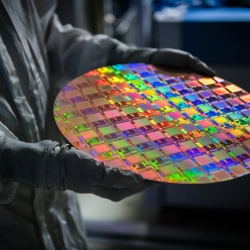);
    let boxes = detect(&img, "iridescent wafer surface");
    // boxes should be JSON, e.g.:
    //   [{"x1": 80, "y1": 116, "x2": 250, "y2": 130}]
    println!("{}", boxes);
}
[{"x1": 54, "y1": 63, "x2": 250, "y2": 184}]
